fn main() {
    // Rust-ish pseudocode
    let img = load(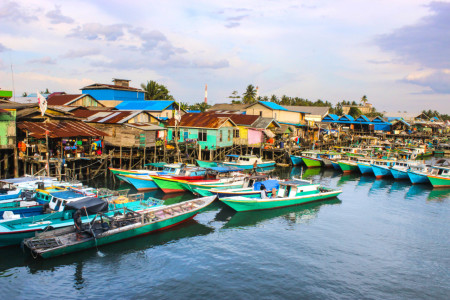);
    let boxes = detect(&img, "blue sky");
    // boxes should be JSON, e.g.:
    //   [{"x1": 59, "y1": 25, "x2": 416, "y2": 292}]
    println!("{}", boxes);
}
[{"x1": 0, "y1": 0, "x2": 449, "y2": 113}]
